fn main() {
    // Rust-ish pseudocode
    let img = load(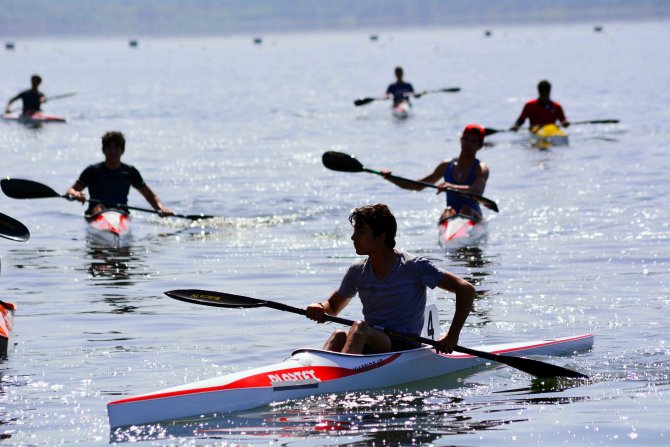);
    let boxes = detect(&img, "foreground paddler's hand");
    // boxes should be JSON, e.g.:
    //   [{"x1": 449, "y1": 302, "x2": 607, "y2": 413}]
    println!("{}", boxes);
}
[
  {"x1": 306, "y1": 302, "x2": 327, "y2": 323},
  {"x1": 434, "y1": 332, "x2": 459, "y2": 354}
]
